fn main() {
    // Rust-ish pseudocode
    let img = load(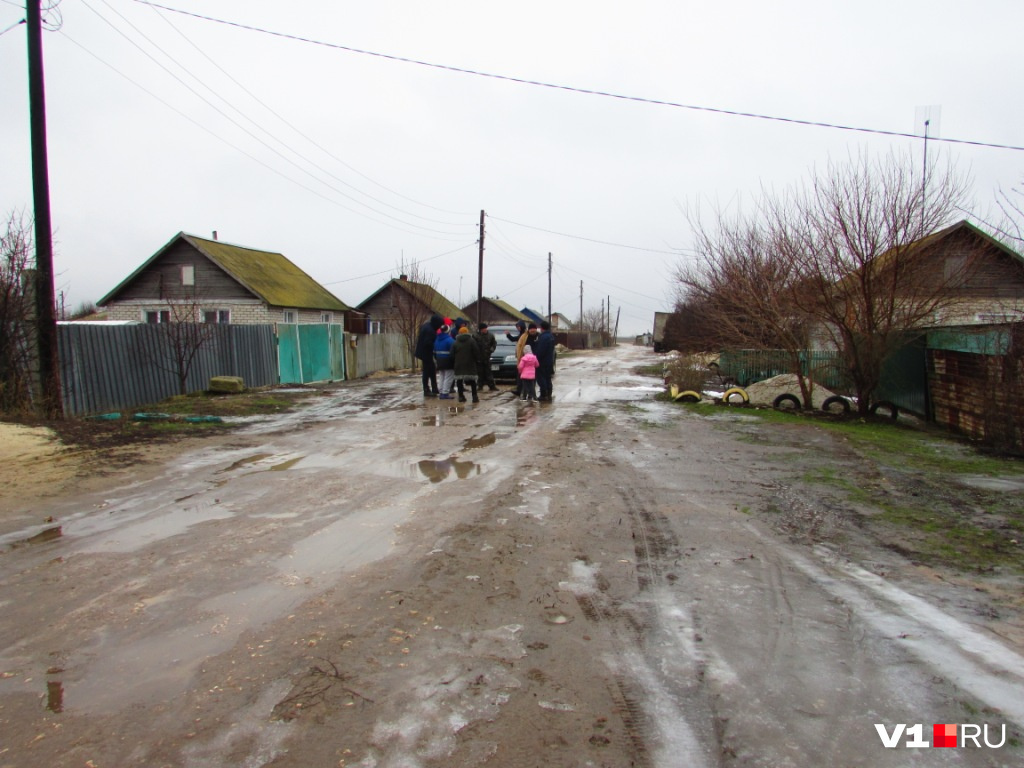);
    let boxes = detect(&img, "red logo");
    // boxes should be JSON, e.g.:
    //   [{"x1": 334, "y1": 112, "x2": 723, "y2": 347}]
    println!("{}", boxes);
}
[{"x1": 934, "y1": 724, "x2": 957, "y2": 748}]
